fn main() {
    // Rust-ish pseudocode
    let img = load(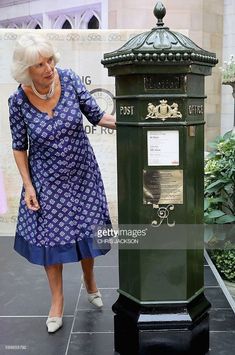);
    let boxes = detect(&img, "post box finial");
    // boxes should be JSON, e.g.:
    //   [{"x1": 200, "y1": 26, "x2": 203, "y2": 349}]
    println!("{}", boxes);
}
[
  {"x1": 102, "y1": 0, "x2": 218, "y2": 68},
  {"x1": 154, "y1": 2, "x2": 166, "y2": 27}
]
